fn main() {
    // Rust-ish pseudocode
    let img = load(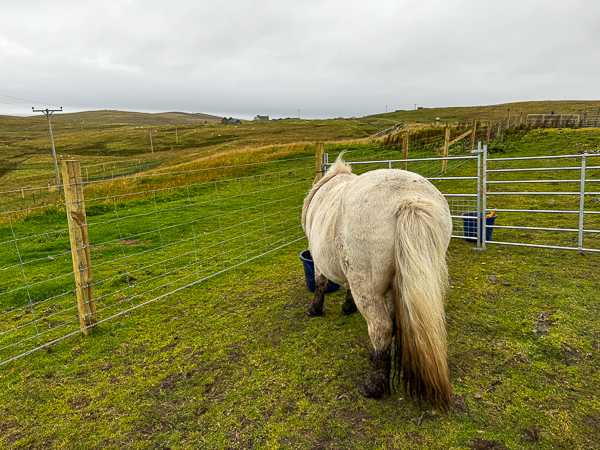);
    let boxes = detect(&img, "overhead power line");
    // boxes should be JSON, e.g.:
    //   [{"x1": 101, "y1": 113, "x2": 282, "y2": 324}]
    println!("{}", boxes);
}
[
  {"x1": 0, "y1": 93, "x2": 59, "y2": 107},
  {"x1": 0, "y1": 100, "x2": 32, "y2": 107}
]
